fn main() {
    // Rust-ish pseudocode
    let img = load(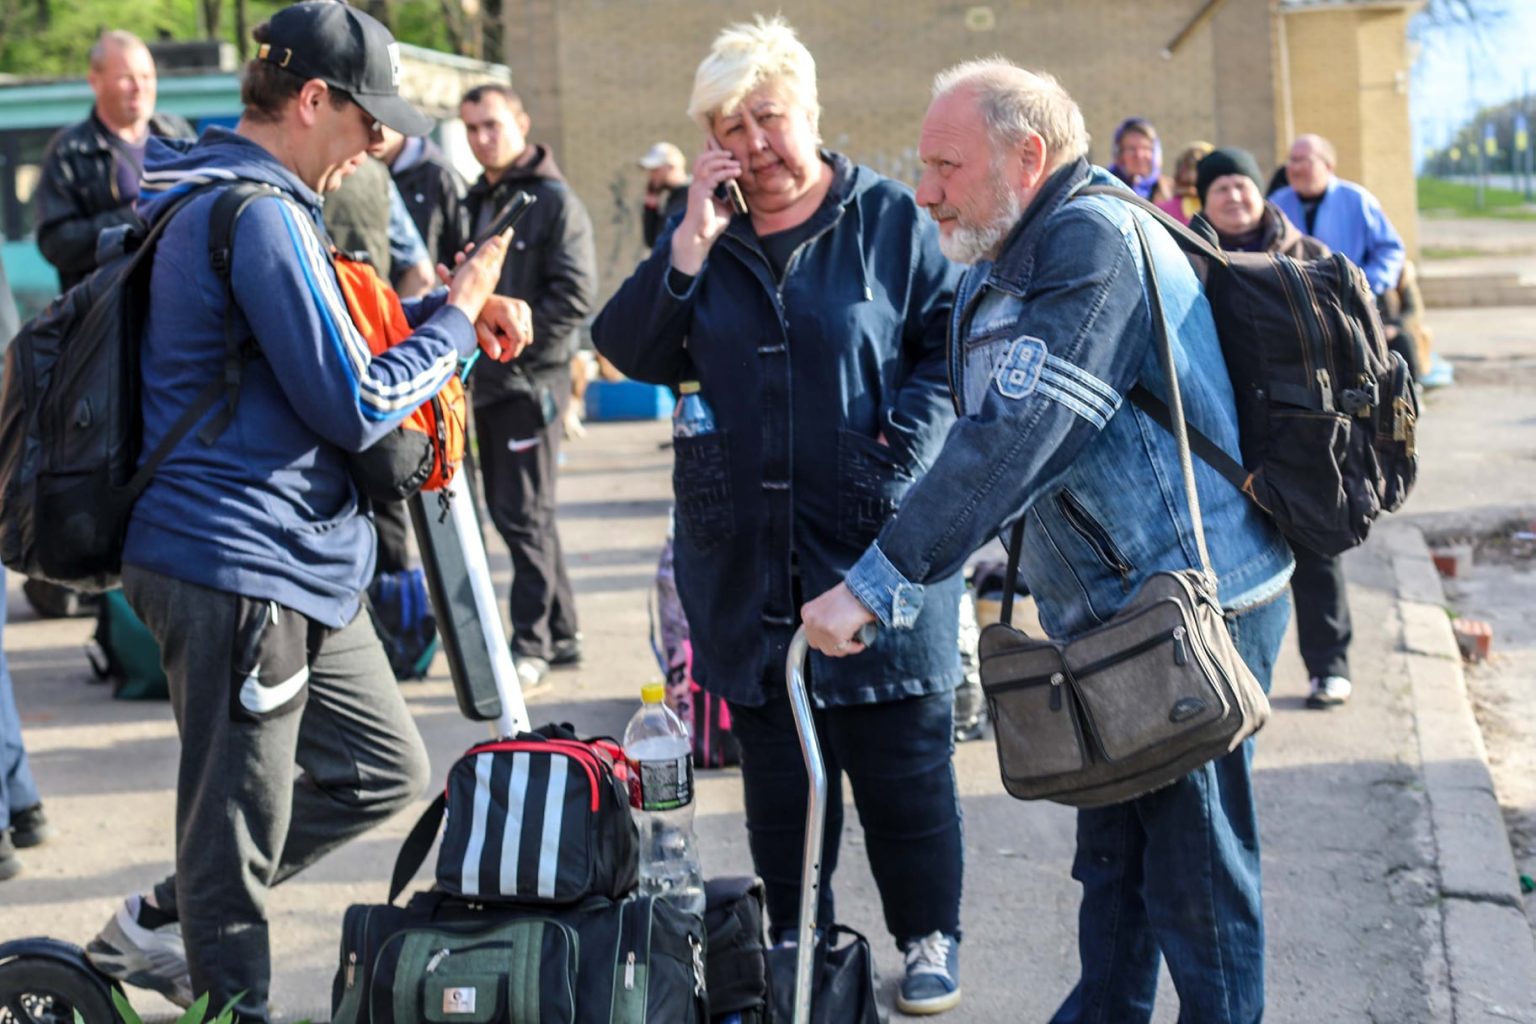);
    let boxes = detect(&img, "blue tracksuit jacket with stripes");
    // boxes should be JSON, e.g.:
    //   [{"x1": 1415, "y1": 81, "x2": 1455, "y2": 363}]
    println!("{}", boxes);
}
[{"x1": 124, "y1": 127, "x2": 478, "y2": 626}]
